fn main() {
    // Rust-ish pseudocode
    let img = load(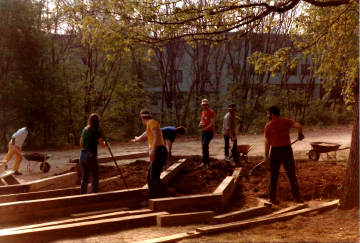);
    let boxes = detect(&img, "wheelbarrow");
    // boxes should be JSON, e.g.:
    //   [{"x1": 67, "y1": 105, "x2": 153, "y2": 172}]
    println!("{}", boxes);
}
[
  {"x1": 308, "y1": 142, "x2": 350, "y2": 161},
  {"x1": 23, "y1": 152, "x2": 52, "y2": 172},
  {"x1": 231, "y1": 145, "x2": 252, "y2": 163}
]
